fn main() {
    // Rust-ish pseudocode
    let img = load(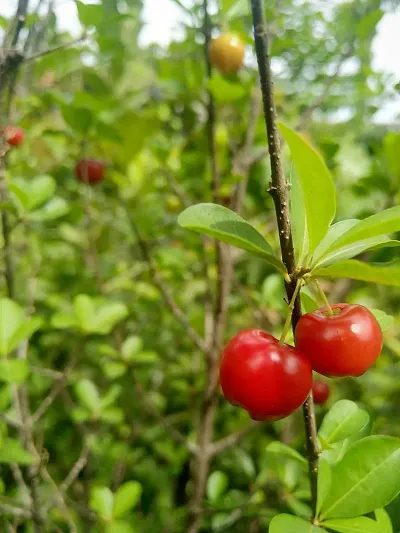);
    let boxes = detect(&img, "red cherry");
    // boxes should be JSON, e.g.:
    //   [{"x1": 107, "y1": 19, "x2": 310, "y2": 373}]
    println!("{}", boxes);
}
[
  {"x1": 295, "y1": 303, "x2": 382, "y2": 378},
  {"x1": 312, "y1": 380, "x2": 330, "y2": 405},
  {"x1": 4, "y1": 126, "x2": 24, "y2": 147},
  {"x1": 219, "y1": 329, "x2": 312, "y2": 421},
  {"x1": 75, "y1": 159, "x2": 105, "y2": 184}
]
